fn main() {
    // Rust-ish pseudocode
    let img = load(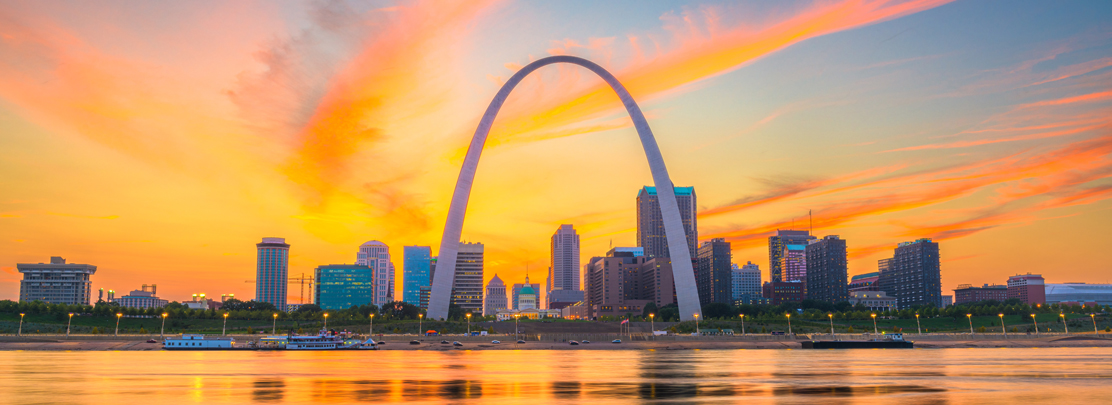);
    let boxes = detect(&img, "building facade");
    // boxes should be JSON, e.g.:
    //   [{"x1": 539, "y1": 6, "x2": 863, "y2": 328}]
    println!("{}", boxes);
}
[
  {"x1": 451, "y1": 242, "x2": 485, "y2": 312},
  {"x1": 762, "y1": 281, "x2": 804, "y2": 305},
  {"x1": 17, "y1": 257, "x2": 96, "y2": 305},
  {"x1": 696, "y1": 238, "x2": 733, "y2": 305},
  {"x1": 115, "y1": 286, "x2": 168, "y2": 309},
  {"x1": 877, "y1": 238, "x2": 941, "y2": 309},
  {"x1": 1044, "y1": 283, "x2": 1112, "y2": 306},
  {"x1": 639, "y1": 258, "x2": 676, "y2": 308},
  {"x1": 805, "y1": 235, "x2": 849, "y2": 303},
  {"x1": 953, "y1": 284, "x2": 1008, "y2": 305},
  {"x1": 511, "y1": 276, "x2": 542, "y2": 310},
  {"x1": 636, "y1": 186, "x2": 697, "y2": 259},
  {"x1": 402, "y1": 246, "x2": 432, "y2": 305},
  {"x1": 768, "y1": 230, "x2": 815, "y2": 284},
  {"x1": 314, "y1": 264, "x2": 375, "y2": 310},
  {"x1": 547, "y1": 224, "x2": 584, "y2": 309},
  {"x1": 848, "y1": 291, "x2": 897, "y2": 312},
  {"x1": 732, "y1": 262, "x2": 761, "y2": 302},
  {"x1": 848, "y1": 272, "x2": 880, "y2": 292},
  {"x1": 483, "y1": 274, "x2": 508, "y2": 316},
  {"x1": 256, "y1": 238, "x2": 290, "y2": 311},
  {"x1": 357, "y1": 241, "x2": 394, "y2": 305},
  {"x1": 1007, "y1": 274, "x2": 1046, "y2": 305},
  {"x1": 584, "y1": 248, "x2": 651, "y2": 318}
]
